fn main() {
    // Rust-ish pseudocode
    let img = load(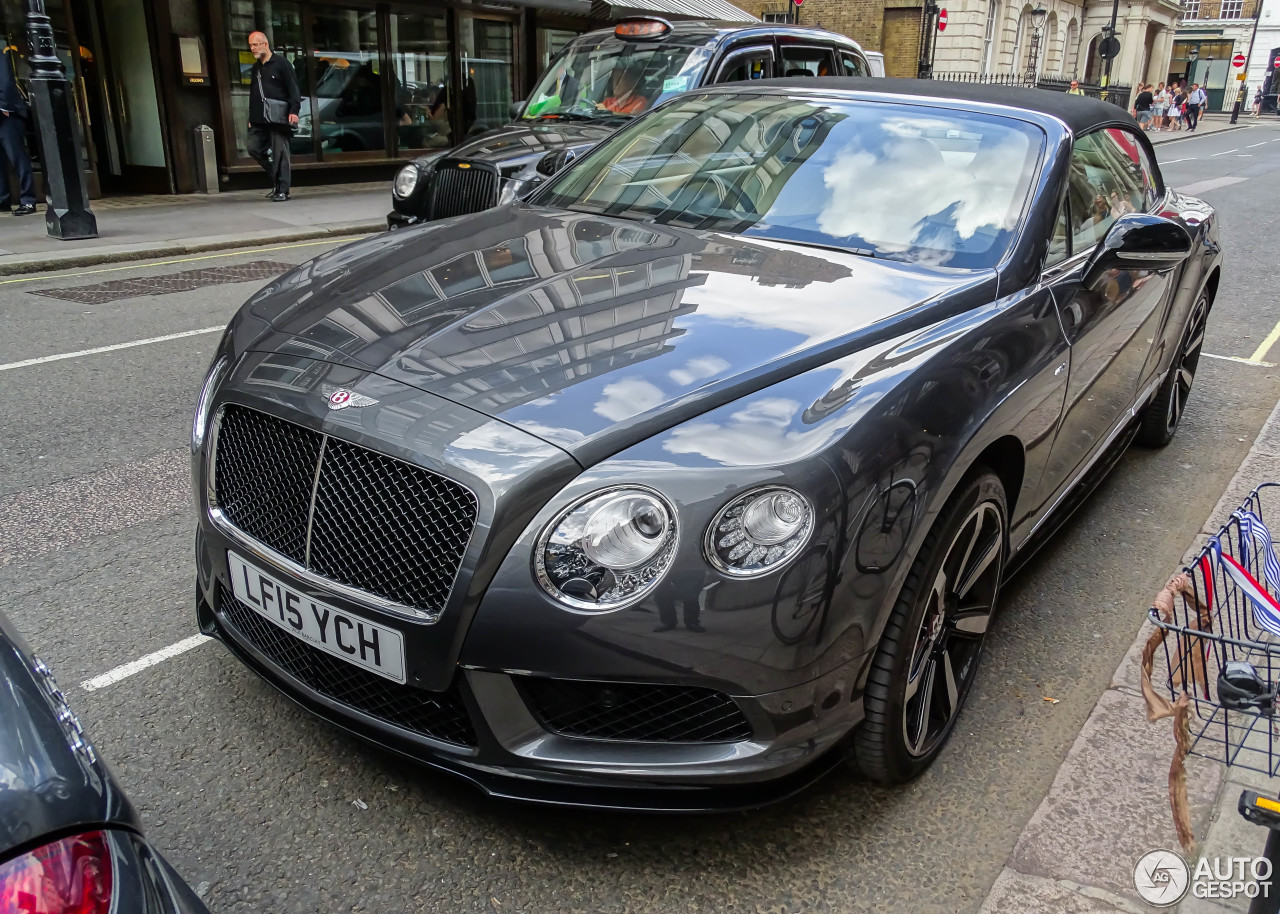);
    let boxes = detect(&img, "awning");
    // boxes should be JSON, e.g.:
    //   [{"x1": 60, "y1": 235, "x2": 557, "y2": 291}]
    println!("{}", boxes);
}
[{"x1": 590, "y1": 0, "x2": 759, "y2": 23}]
